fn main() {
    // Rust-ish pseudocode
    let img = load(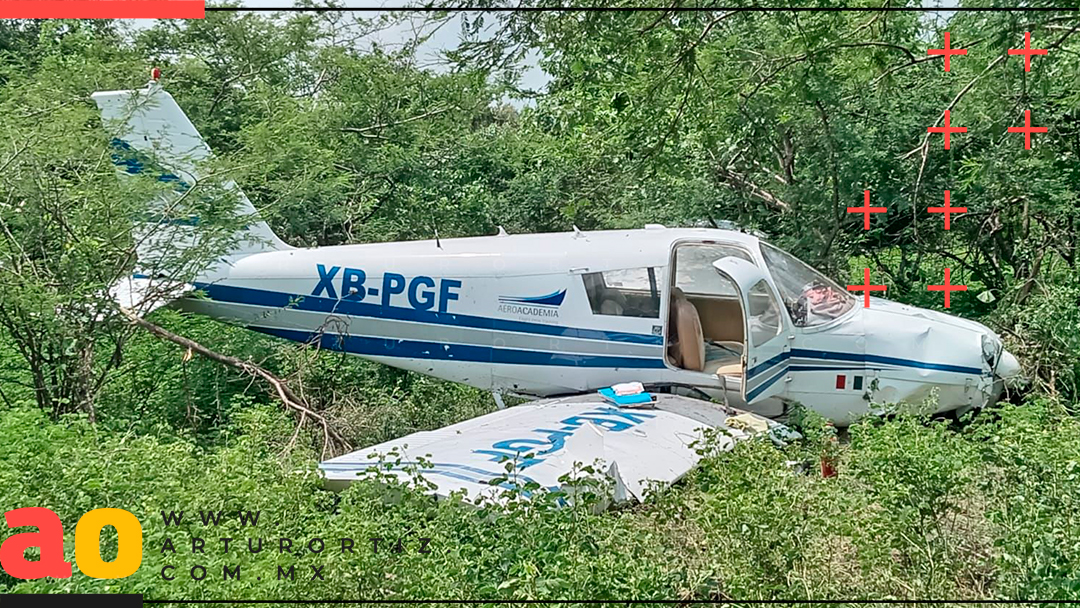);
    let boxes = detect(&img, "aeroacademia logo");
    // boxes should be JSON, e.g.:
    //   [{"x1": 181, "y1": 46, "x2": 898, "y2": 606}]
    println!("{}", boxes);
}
[{"x1": 497, "y1": 289, "x2": 567, "y2": 319}]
